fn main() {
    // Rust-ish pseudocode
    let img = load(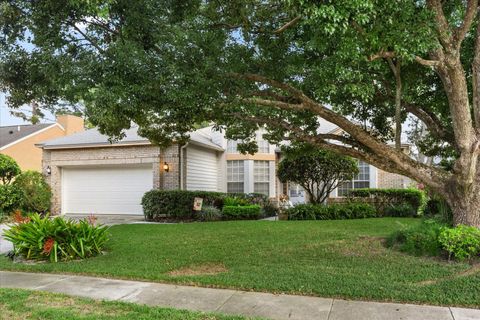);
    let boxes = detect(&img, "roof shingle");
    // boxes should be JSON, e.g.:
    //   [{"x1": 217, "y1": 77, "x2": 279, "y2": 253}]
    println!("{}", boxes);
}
[
  {"x1": 37, "y1": 126, "x2": 224, "y2": 151},
  {"x1": 0, "y1": 123, "x2": 54, "y2": 149}
]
